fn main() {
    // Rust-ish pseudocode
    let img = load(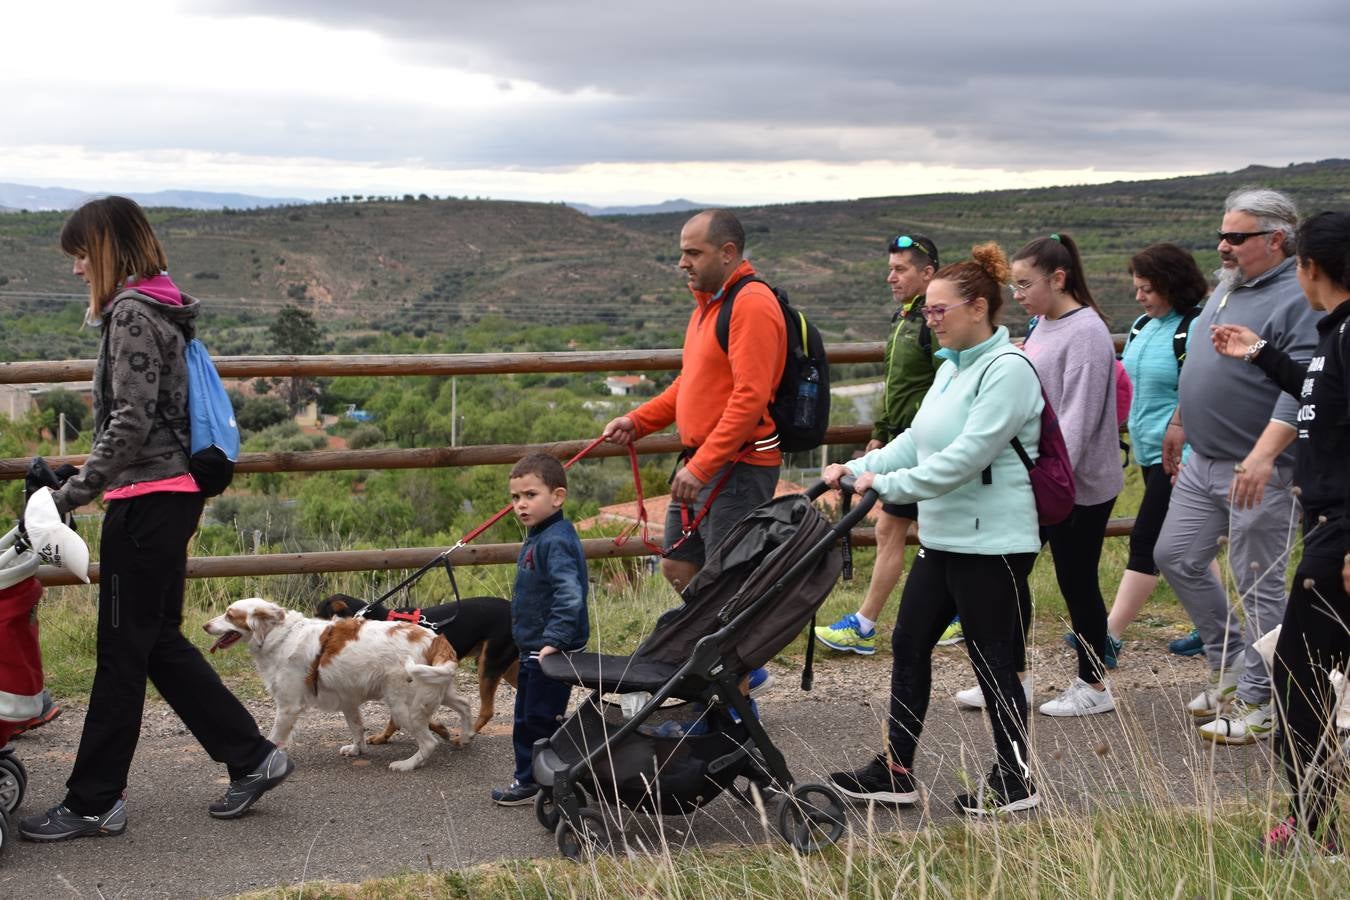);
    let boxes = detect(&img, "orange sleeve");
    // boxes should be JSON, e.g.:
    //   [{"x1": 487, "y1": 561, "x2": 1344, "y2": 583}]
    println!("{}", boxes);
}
[
  {"x1": 629, "y1": 375, "x2": 680, "y2": 438},
  {"x1": 686, "y1": 285, "x2": 786, "y2": 480}
]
